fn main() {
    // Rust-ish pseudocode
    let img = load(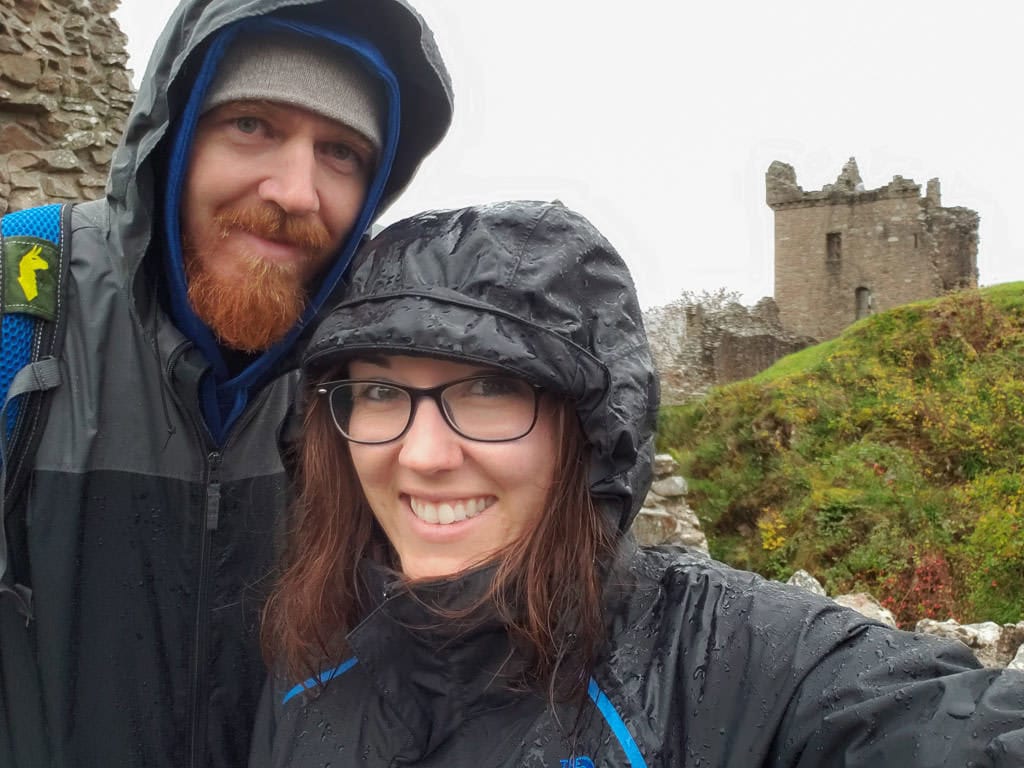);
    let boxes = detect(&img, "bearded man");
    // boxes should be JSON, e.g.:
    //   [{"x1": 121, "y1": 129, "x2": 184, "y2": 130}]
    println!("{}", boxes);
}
[{"x1": 0, "y1": 1, "x2": 452, "y2": 767}]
